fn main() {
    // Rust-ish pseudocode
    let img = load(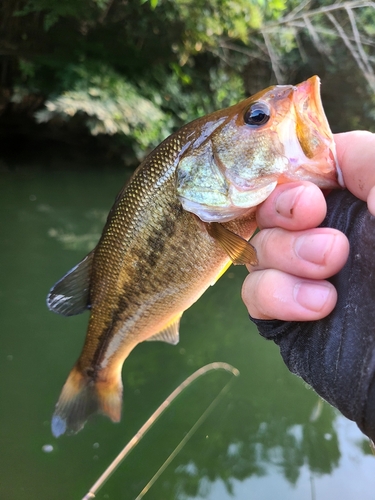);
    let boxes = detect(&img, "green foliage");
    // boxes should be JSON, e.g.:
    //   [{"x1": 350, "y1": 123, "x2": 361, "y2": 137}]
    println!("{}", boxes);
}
[
  {"x1": 14, "y1": 0, "x2": 110, "y2": 29},
  {"x1": 159, "y1": 0, "x2": 290, "y2": 64},
  {"x1": 34, "y1": 64, "x2": 172, "y2": 157},
  {"x1": 18, "y1": 59, "x2": 36, "y2": 80},
  {"x1": 3, "y1": 0, "x2": 375, "y2": 164},
  {"x1": 8, "y1": 0, "x2": 267, "y2": 159},
  {"x1": 141, "y1": 64, "x2": 245, "y2": 128}
]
